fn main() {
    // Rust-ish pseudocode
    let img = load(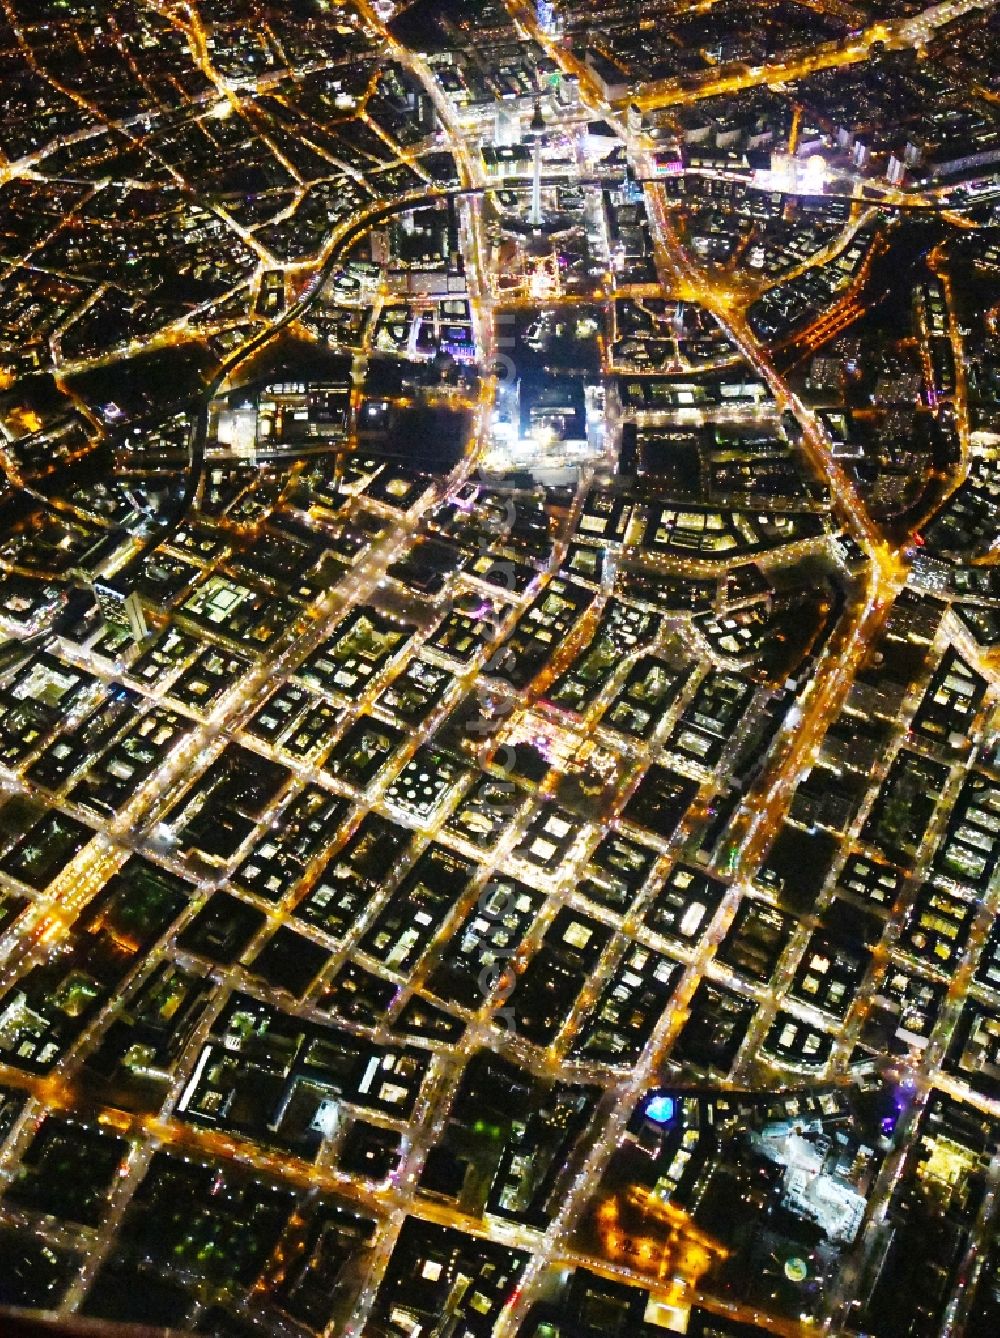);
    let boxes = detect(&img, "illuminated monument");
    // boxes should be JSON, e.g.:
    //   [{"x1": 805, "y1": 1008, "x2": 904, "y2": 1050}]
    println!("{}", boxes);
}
[{"x1": 495, "y1": 98, "x2": 575, "y2": 297}]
